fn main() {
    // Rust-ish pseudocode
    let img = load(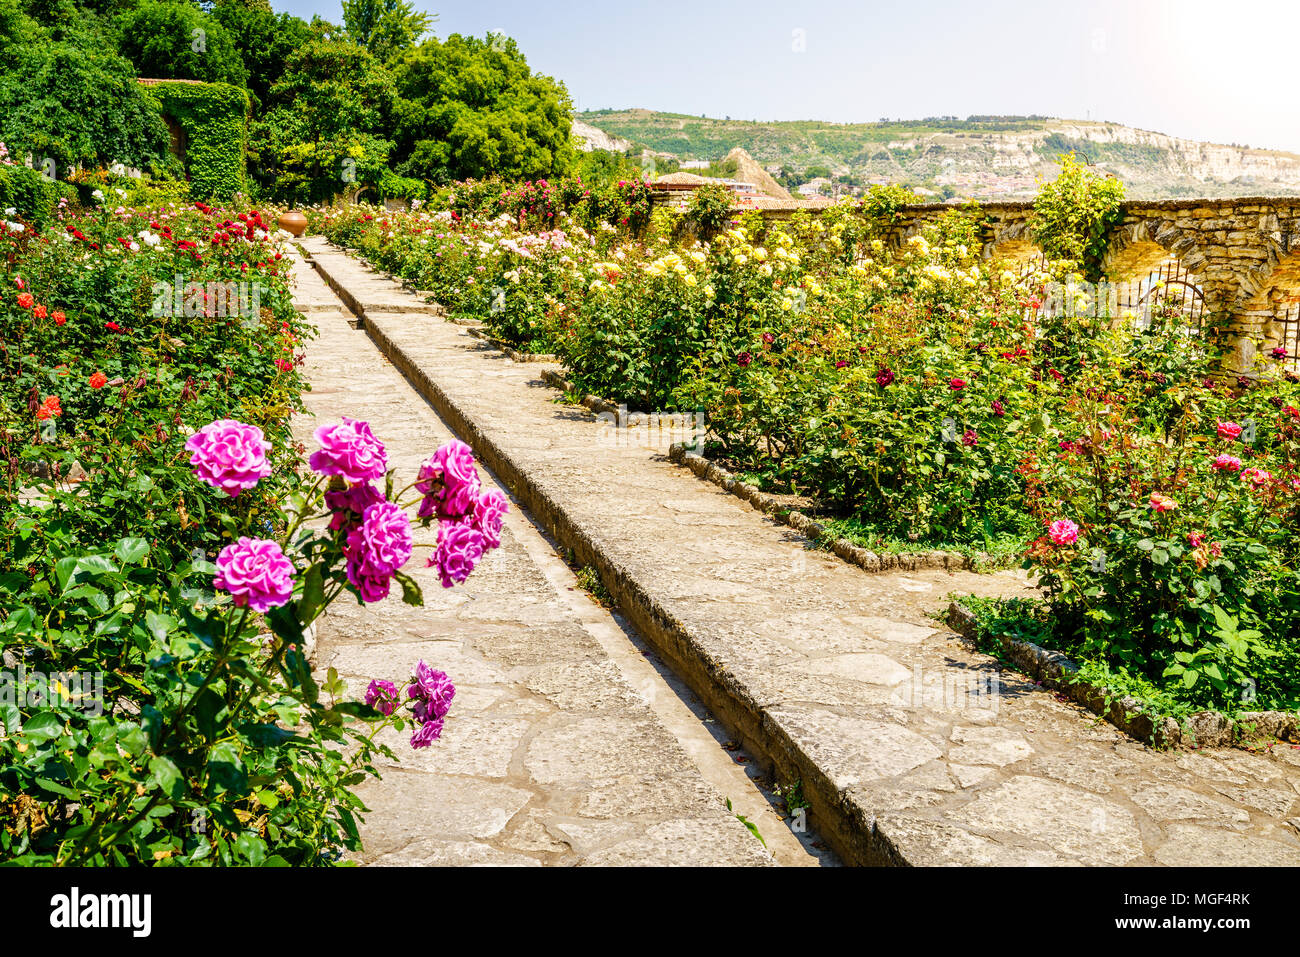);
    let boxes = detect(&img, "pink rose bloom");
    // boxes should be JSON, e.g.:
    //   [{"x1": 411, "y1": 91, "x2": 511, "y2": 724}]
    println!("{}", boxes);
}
[
  {"x1": 1241, "y1": 468, "x2": 1272, "y2": 488},
  {"x1": 325, "y1": 482, "x2": 385, "y2": 531},
  {"x1": 408, "y1": 660, "x2": 456, "y2": 719},
  {"x1": 365, "y1": 679, "x2": 400, "y2": 716},
  {"x1": 1212, "y1": 454, "x2": 1243, "y2": 472},
  {"x1": 186, "y1": 418, "x2": 272, "y2": 497},
  {"x1": 1149, "y1": 492, "x2": 1178, "y2": 512},
  {"x1": 213, "y1": 537, "x2": 295, "y2": 612},
  {"x1": 416, "y1": 439, "x2": 481, "y2": 520},
  {"x1": 1187, "y1": 532, "x2": 1206, "y2": 548},
  {"x1": 430, "y1": 520, "x2": 486, "y2": 588},
  {"x1": 346, "y1": 500, "x2": 413, "y2": 578},
  {"x1": 345, "y1": 555, "x2": 392, "y2": 603},
  {"x1": 949, "y1": 378, "x2": 966, "y2": 391},
  {"x1": 961, "y1": 429, "x2": 978, "y2": 447},
  {"x1": 309, "y1": 417, "x2": 387, "y2": 483},
  {"x1": 1048, "y1": 519, "x2": 1079, "y2": 546},
  {"x1": 1216, "y1": 421, "x2": 1243, "y2": 441},
  {"x1": 410, "y1": 718, "x2": 444, "y2": 749},
  {"x1": 471, "y1": 488, "x2": 510, "y2": 548}
]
